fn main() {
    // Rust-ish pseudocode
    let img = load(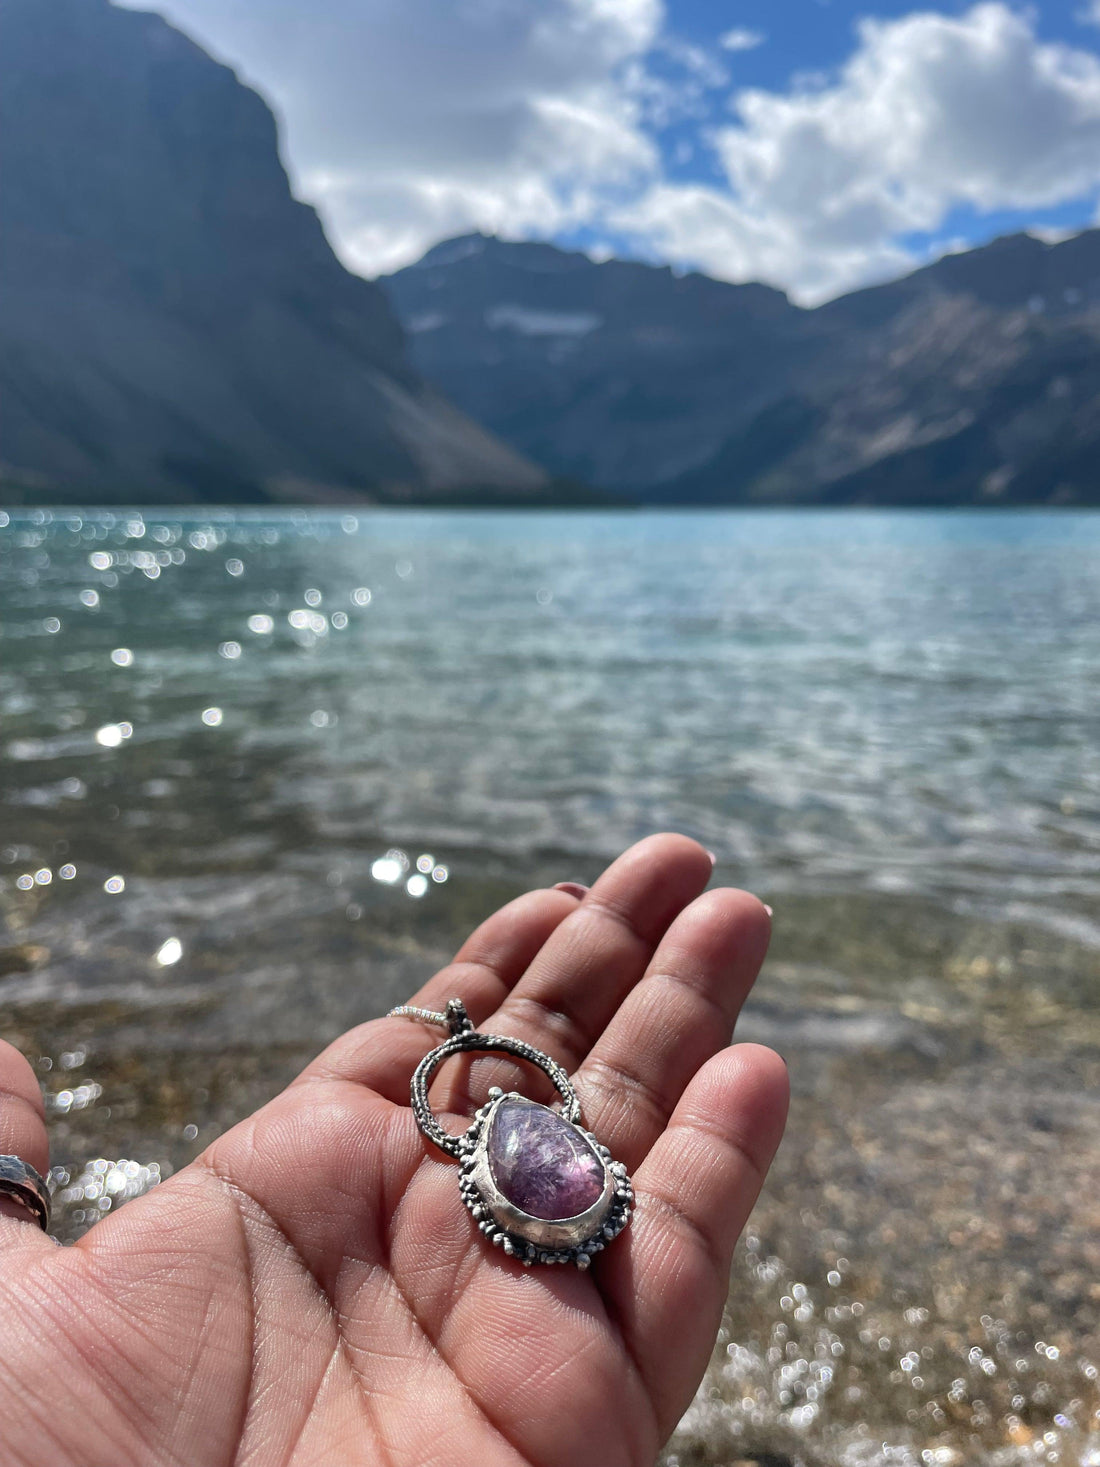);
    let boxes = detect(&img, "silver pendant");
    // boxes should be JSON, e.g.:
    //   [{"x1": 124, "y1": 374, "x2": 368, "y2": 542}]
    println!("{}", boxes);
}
[{"x1": 389, "y1": 998, "x2": 633, "y2": 1267}]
